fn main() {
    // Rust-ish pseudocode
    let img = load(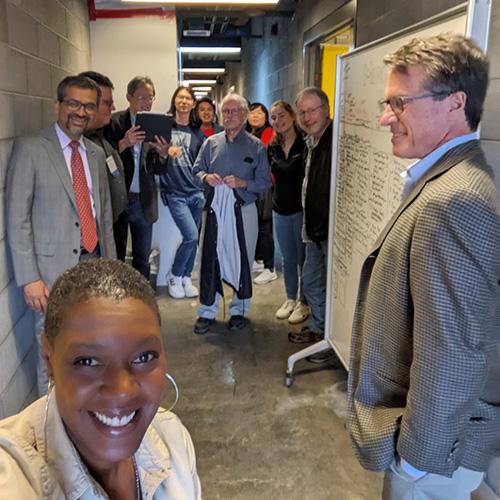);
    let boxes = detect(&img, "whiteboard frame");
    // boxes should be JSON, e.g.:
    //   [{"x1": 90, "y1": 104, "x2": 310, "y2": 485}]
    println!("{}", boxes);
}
[{"x1": 324, "y1": 0, "x2": 492, "y2": 370}]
